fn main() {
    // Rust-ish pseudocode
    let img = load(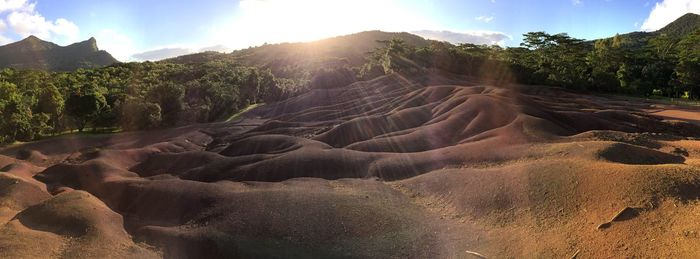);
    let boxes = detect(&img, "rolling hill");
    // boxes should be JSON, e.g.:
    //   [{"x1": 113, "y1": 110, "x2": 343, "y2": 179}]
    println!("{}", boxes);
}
[
  {"x1": 656, "y1": 13, "x2": 700, "y2": 38},
  {"x1": 166, "y1": 30, "x2": 436, "y2": 74},
  {"x1": 168, "y1": 14, "x2": 700, "y2": 69},
  {"x1": 0, "y1": 36, "x2": 118, "y2": 71},
  {"x1": 612, "y1": 13, "x2": 700, "y2": 47}
]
